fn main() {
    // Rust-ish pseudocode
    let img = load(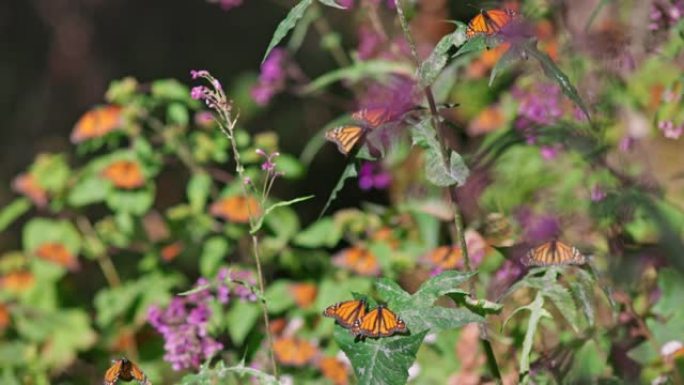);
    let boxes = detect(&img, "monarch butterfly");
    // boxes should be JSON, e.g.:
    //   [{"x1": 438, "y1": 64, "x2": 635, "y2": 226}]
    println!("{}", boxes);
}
[
  {"x1": 35, "y1": 242, "x2": 78, "y2": 270},
  {"x1": 522, "y1": 240, "x2": 586, "y2": 266},
  {"x1": 209, "y1": 195, "x2": 261, "y2": 223},
  {"x1": 325, "y1": 108, "x2": 390, "y2": 155},
  {"x1": 323, "y1": 299, "x2": 368, "y2": 329},
  {"x1": 102, "y1": 160, "x2": 145, "y2": 190},
  {"x1": 273, "y1": 337, "x2": 319, "y2": 366},
  {"x1": 290, "y1": 282, "x2": 318, "y2": 308},
  {"x1": 71, "y1": 105, "x2": 123, "y2": 143},
  {"x1": 103, "y1": 357, "x2": 151, "y2": 385},
  {"x1": 422, "y1": 246, "x2": 462, "y2": 270},
  {"x1": 332, "y1": 246, "x2": 381, "y2": 276},
  {"x1": 466, "y1": 9, "x2": 517, "y2": 39},
  {"x1": 351, "y1": 304, "x2": 407, "y2": 338}
]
